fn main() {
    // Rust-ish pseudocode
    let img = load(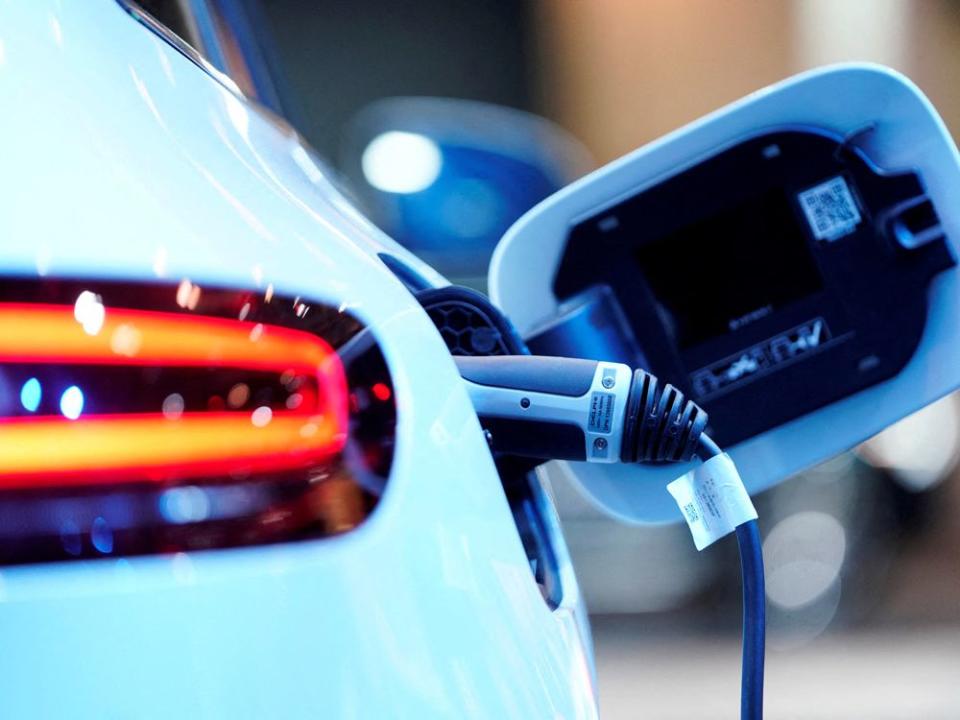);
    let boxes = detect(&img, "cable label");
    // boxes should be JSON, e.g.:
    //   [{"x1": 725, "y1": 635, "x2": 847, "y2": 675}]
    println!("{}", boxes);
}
[{"x1": 667, "y1": 453, "x2": 757, "y2": 550}]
